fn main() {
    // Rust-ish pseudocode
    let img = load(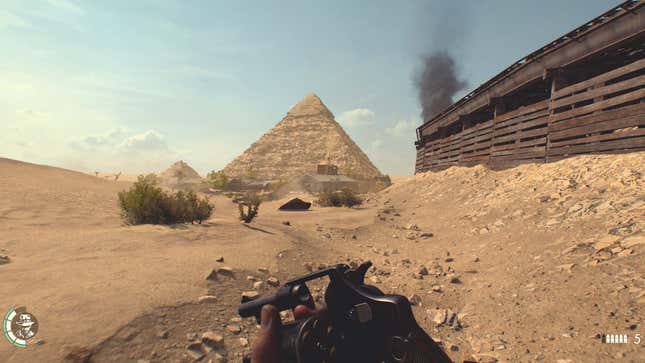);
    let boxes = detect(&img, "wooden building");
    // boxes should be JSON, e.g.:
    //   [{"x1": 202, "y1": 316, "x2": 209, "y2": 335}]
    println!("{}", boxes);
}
[{"x1": 415, "y1": 0, "x2": 644, "y2": 173}]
